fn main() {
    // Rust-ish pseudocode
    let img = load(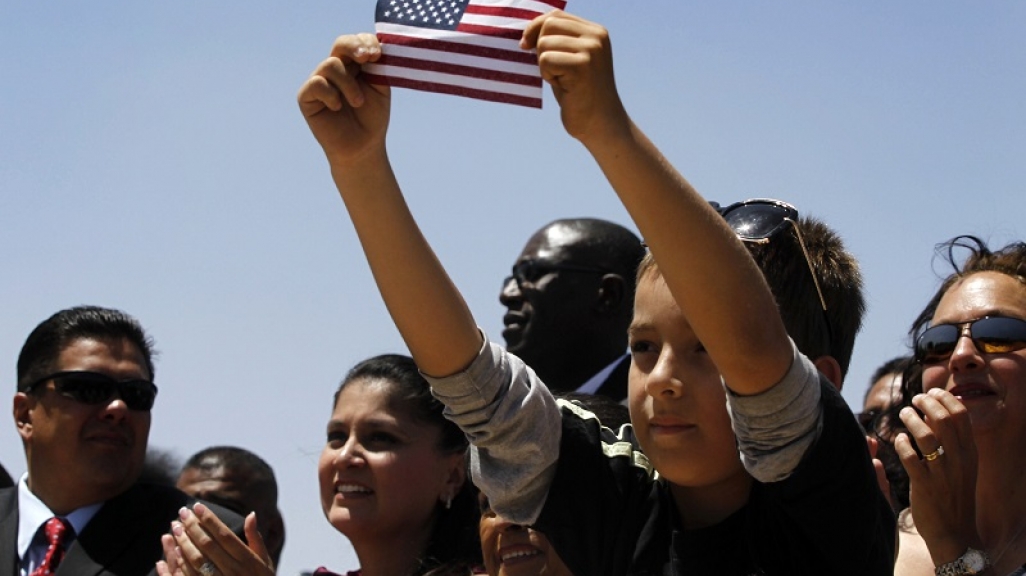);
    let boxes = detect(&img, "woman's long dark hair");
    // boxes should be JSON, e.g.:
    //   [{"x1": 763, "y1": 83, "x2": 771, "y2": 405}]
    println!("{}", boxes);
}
[{"x1": 336, "y1": 354, "x2": 482, "y2": 575}]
